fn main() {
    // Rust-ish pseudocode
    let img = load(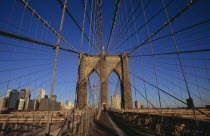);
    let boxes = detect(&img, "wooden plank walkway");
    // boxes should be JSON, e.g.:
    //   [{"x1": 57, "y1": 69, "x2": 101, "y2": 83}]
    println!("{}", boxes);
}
[{"x1": 87, "y1": 111, "x2": 123, "y2": 136}]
